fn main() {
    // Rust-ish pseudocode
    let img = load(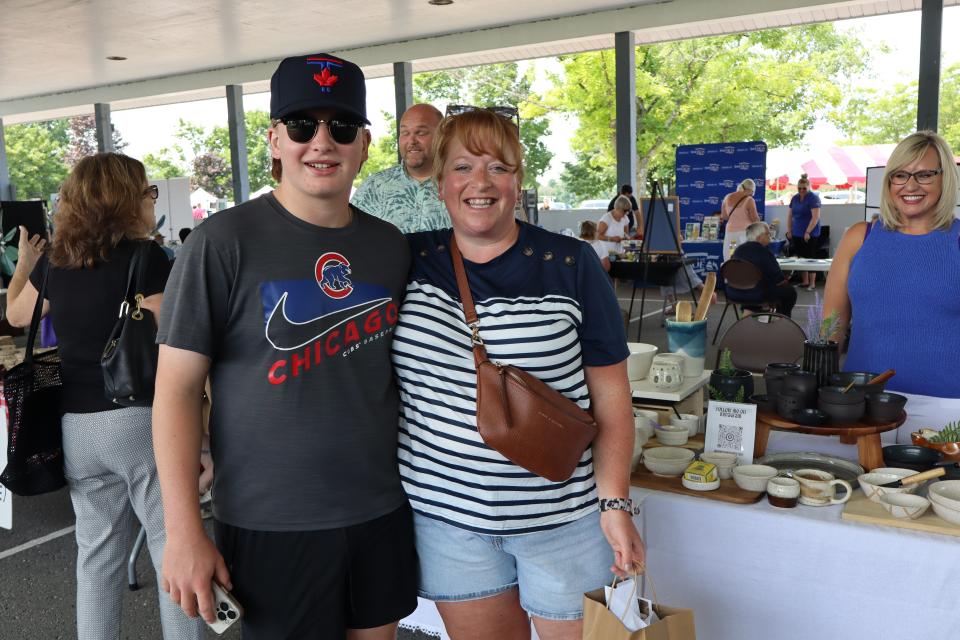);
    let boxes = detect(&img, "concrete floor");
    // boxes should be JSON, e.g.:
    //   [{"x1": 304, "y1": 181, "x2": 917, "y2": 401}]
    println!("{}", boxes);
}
[{"x1": 0, "y1": 280, "x2": 824, "y2": 639}]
